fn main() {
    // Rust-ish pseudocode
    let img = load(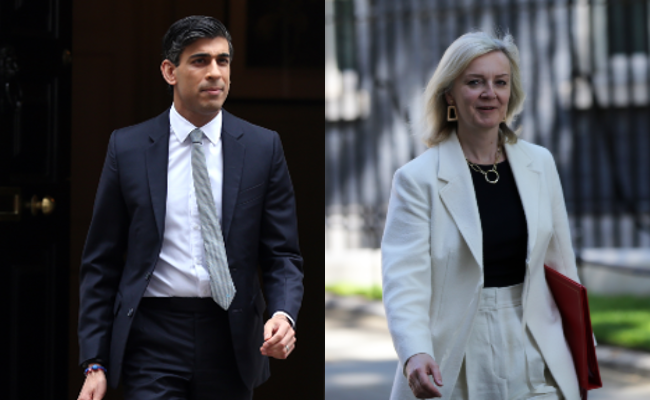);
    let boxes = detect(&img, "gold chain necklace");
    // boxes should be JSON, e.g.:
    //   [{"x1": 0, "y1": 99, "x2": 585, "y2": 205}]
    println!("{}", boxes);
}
[{"x1": 466, "y1": 147, "x2": 501, "y2": 184}]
